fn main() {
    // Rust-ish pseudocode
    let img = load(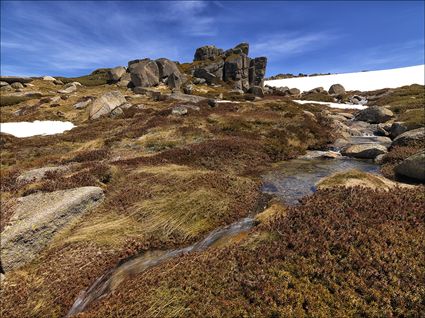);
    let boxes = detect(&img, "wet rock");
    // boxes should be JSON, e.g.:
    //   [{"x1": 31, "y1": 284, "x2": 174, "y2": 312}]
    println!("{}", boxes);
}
[
  {"x1": 354, "y1": 106, "x2": 394, "y2": 124},
  {"x1": 247, "y1": 85, "x2": 264, "y2": 97},
  {"x1": 328, "y1": 84, "x2": 345, "y2": 95},
  {"x1": 341, "y1": 144, "x2": 388, "y2": 159},
  {"x1": 391, "y1": 128, "x2": 425, "y2": 147},
  {"x1": 374, "y1": 154, "x2": 386, "y2": 164},
  {"x1": 88, "y1": 91, "x2": 127, "y2": 119},
  {"x1": 128, "y1": 58, "x2": 159, "y2": 87},
  {"x1": 395, "y1": 150, "x2": 425, "y2": 182},
  {"x1": 0, "y1": 187, "x2": 104, "y2": 271},
  {"x1": 11, "y1": 82, "x2": 24, "y2": 89},
  {"x1": 108, "y1": 66, "x2": 126, "y2": 82}
]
